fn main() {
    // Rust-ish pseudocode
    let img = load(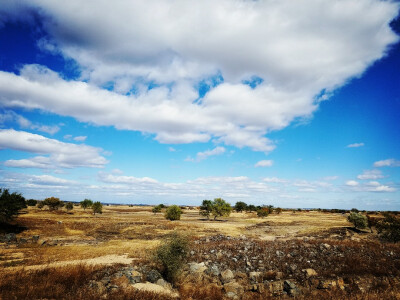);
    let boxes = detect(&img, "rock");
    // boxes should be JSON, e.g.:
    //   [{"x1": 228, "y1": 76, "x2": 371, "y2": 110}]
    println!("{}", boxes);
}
[
  {"x1": 32, "y1": 235, "x2": 40, "y2": 243},
  {"x1": 224, "y1": 281, "x2": 244, "y2": 299},
  {"x1": 189, "y1": 262, "x2": 207, "y2": 274},
  {"x1": 108, "y1": 285, "x2": 119, "y2": 291},
  {"x1": 89, "y1": 280, "x2": 106, "y2": 294},
  {"x1": 132, "y1": 282, "x2": 178, "y2": 298},
  {"x1": 249, "y1": 271, "x2": 262, "y2": 283},
  {"x1": 275, "y1": 272, "x2": 283, "y2": 280},
  {"x1": 270, "y1": 281, "x2": 284, "y2": 296},
  {"x1": 221, "y1": 269, "x2": 235, "y2": 283},
  {"x1": 318, "y1": 280, "x2": 335, "y2": 289},
  {"x1": 156, "y1": 278, "x2": 169, "y2": 288},
  {"x1": 130, "y1": 270, "x2": 142, "y2": 283},
  {"x1": 146, "y1": 269, "x2": 162, "y2": 283},
  {"x1": 19, "y1": 238, "x2": 28, "y2": 244},
  {"x1": 303, "y1": 268, "x2": 317, "y2": 278},
  {"x1": 190, "y1": 251, "x2": 195, "y2": 256},
  {"x1": 284, "y1": 280, "x2": 300, "y2": 296},
  {"x1": 208, "y1": 264, "x2": 220, "y2": 276},
  {"x1": 5, "y1": 233, "x2": 16, "y2": 243},
  {"x1": 100, "y1": 276, "x2": 111, "y2": 286}
]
